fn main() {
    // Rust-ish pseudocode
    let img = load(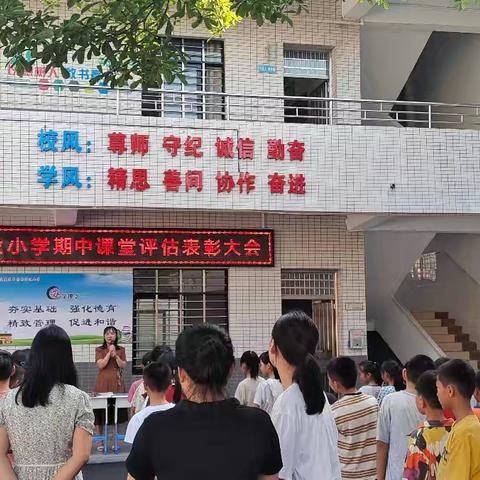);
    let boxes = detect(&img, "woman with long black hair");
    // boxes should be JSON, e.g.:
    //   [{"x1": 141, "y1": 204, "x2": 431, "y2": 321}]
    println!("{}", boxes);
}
[
  {"x1": 94, "y1": 326, "x2": 127, "y2": 394},
  {"x1": 0, "y1": 325, "x2": 94, "y2": 480},
  {"x1": 269, "y1": 310, "x2": 341, "y2": 480},
  {"x1": 94, "y1": 326, "x2": 126, "y2": 451},
  {"x1": 127, "y1": 324, "x2": 282, "y2": 480}
]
